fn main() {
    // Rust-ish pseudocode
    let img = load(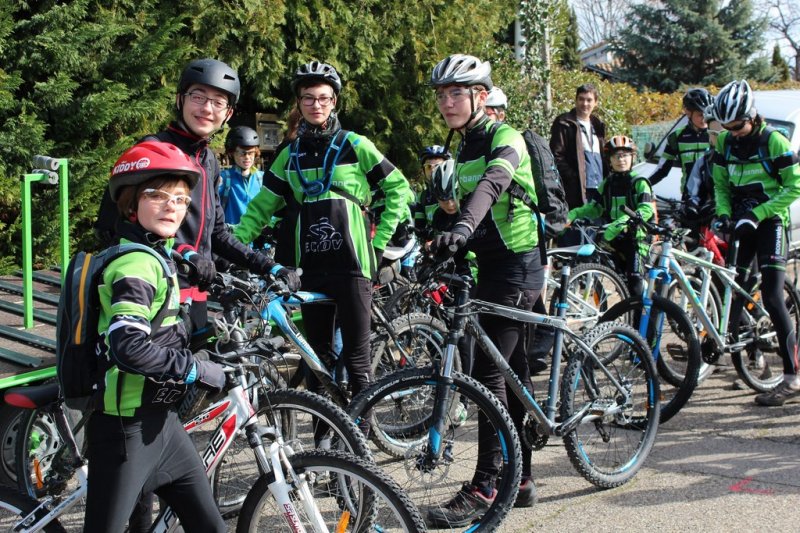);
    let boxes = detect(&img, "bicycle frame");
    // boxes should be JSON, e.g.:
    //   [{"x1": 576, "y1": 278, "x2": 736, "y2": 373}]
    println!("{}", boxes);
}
[
  {"x1": 13, "y1": 365, "x2": 326, "y2": 533},
  {"x1": 424, "y1": 265, "x2": 637, "y2": 463}
]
